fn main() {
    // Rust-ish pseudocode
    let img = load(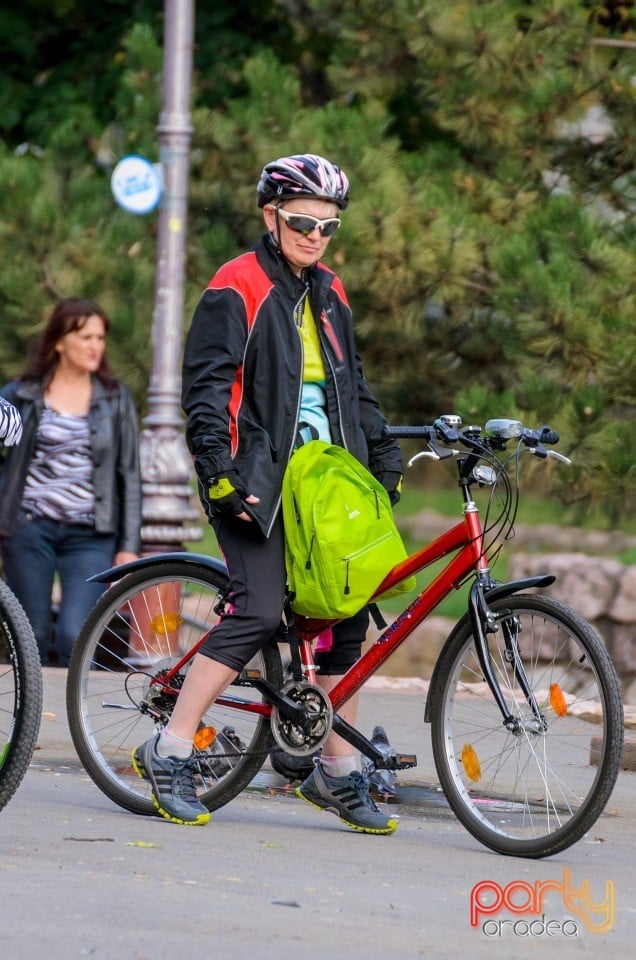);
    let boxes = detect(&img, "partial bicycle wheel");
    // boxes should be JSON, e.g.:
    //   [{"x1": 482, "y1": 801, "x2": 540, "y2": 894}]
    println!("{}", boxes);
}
[
  {"x1": 66, "y1": 560, "x2": 283, "y2": 817},
  {"x1": 430, "y1": 593, "x2": 623, "y2": 858},
  {"x1": 0, "y1": 580, "x2": 43, "y2": 812}
]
